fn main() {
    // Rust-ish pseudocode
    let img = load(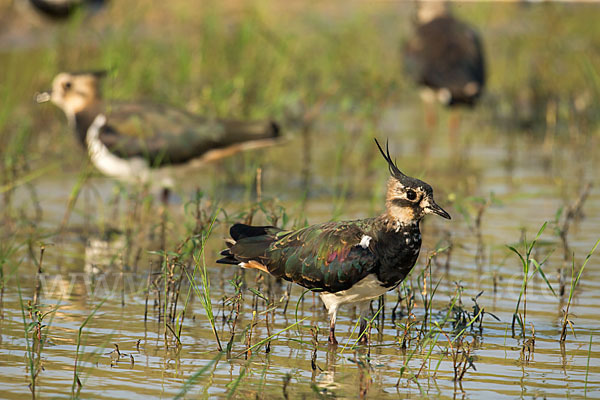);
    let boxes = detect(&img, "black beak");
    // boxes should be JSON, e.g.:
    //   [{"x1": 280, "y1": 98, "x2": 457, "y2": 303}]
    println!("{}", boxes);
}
[
  {"x1": 35, "y1": 91, "x2": 52, "y2": 103},
  {"x1": 427, "y1": 202, "x2": 451, "y2": 220}
]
